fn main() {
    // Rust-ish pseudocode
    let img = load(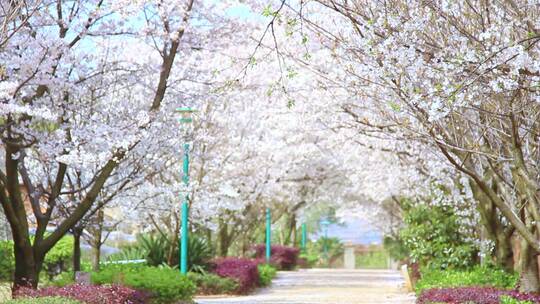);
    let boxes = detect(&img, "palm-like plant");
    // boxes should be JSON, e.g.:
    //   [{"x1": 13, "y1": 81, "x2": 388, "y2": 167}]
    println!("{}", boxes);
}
[
  {"x1": 108, "y1": 233, "x2": 213, "y2": 271},
  {"x1": 137, "y1": 233, "x2": 169, "y2": 266},
  {"x1": 187, "y1": 235, "x2": 213, "y2": 273}
]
